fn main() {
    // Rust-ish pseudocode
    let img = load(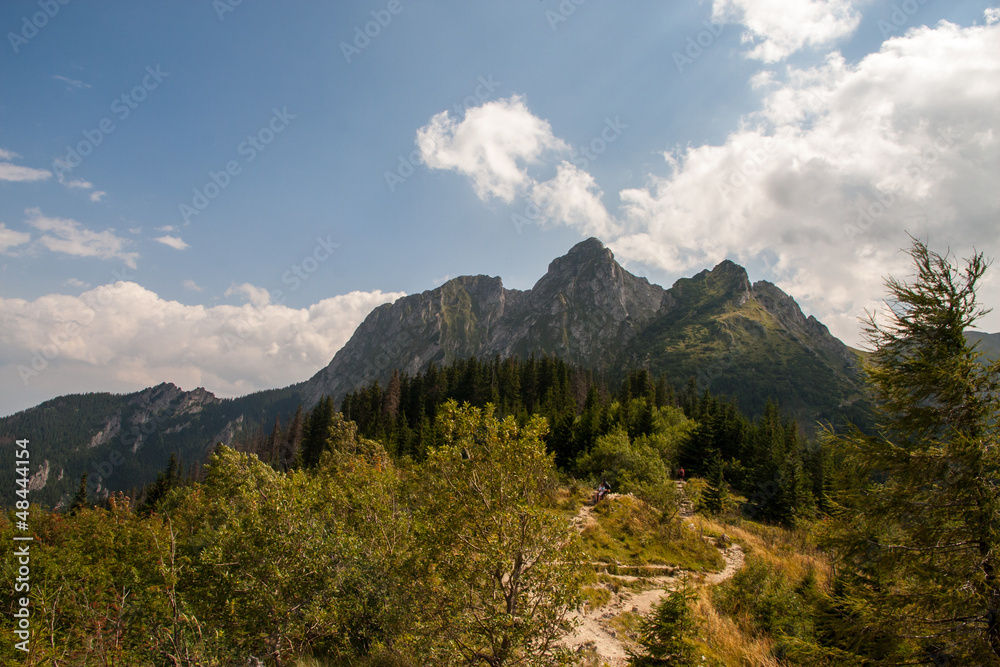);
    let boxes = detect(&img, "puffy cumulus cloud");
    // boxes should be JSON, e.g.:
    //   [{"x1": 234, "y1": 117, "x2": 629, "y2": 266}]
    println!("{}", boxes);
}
[
  {"x1": 0, "y1": 283, "x2": 406, "y2": 416},
  {"x1": 24, "y1": 208, "x2": 139, "y2": 268},
  {"x1": 154, "y1": 235, "x2": 189, "y2": 250},
  {"x1": 417, "y1": 95, "x2": 568, "y2": 202},
  {"x1": 418, "y1": 97, "x2": 619, "y2": 236},
  {"x1": 530, "y1": 162, "x2": 619, "y2": 238},
  {"x1": 0, "y1": 223, "x2": 31, "y2": 253},
  {"x1": 712, "y1": 0, "x2": 861, "y2": 62},
  {"x1": 225, "y1": 282, "x2": 272, "y2": 308},
  {"x1": 611, "y1": 20, "x2": 1000, "y2": 344}
]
